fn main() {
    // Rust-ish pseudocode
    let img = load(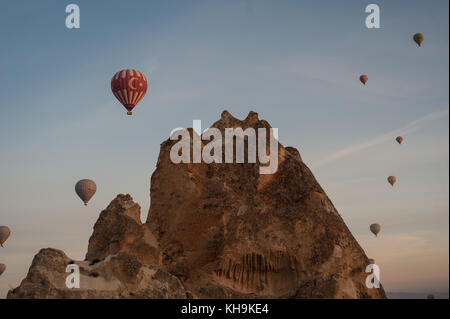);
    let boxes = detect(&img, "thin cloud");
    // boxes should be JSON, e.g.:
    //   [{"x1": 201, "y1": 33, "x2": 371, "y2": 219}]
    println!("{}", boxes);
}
[{"x1": 311, "y1": 107, "x2": 449, "y2": 169}]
